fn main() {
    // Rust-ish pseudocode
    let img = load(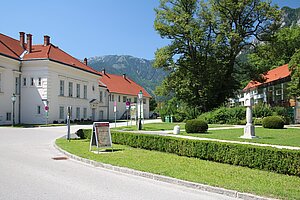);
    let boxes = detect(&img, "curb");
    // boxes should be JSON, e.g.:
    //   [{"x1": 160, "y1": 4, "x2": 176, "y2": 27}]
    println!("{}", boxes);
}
[{"x1": 53, "y1": 142, "x2": 277, "y2": 200}]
